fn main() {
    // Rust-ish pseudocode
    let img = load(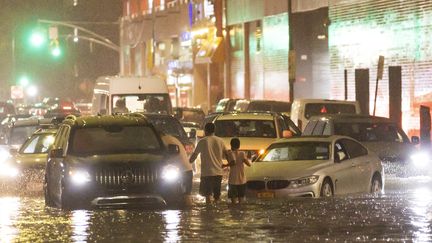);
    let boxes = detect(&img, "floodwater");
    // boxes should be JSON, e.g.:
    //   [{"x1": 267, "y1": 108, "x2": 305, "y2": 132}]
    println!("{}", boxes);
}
[{"x1": 0, "y1": 176, "x2": 431, "y2": 242}]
